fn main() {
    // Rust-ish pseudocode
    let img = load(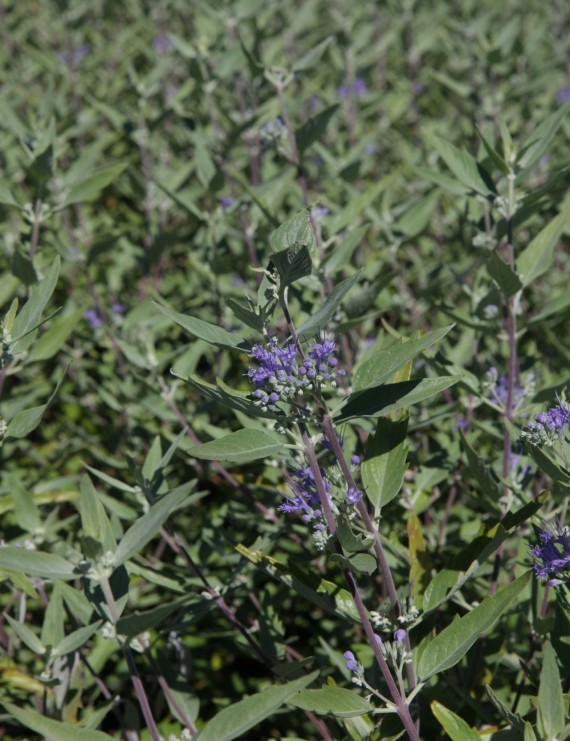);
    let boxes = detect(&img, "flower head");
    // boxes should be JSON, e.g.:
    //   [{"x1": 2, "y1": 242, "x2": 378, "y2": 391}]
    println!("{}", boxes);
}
[
  {"x1": 343, "y1": 650, "x2": 358, "y2": 672},
  {"x1": 521, "y1": 401, "x2": 570, "y2": 447},
  {"x1": 530, "y1": 522, "x2": 570, "y2": 583}
]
